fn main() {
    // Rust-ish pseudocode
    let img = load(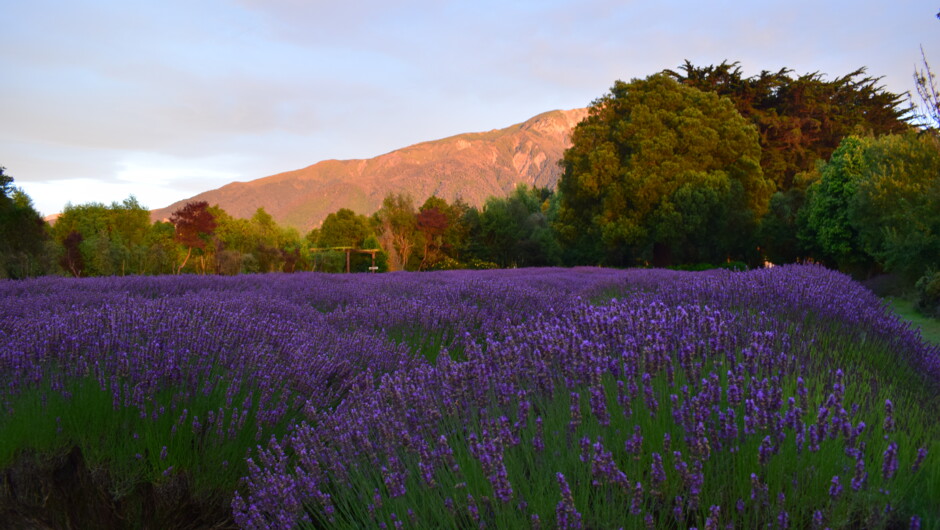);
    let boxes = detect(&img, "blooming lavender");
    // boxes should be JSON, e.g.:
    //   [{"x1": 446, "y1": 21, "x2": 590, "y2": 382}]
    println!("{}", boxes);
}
[{"x1": 1, "y1": 265, "x2": 937, "y2": 529}]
